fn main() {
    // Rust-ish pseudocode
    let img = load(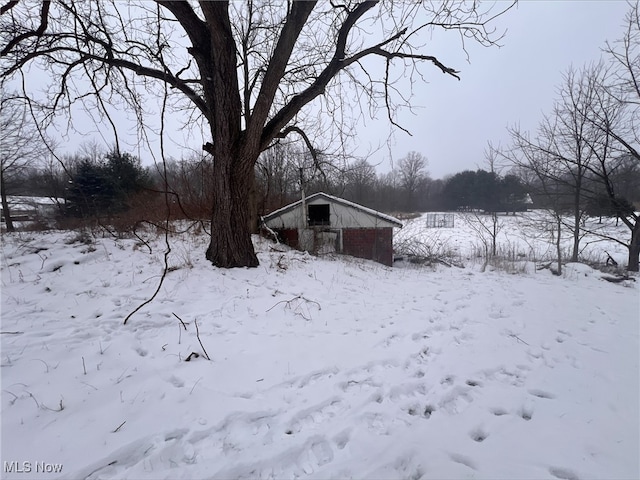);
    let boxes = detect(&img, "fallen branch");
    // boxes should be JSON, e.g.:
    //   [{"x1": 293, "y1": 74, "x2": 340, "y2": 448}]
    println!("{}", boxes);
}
[
  {"x1": 266, "y1": 295, "x2": 321, "y2": 321},
  {"x1": 601, "y1": 275, "x2": 636, "y2": 283},
  {"x1": 194, "y1": 319, "x2": 211, "y2": 361},
  {"x1": 604, "y1": 251, "x2": 618, "y2": 266},
  {"x1": 261, "y1": 217, "x2": 280, "y2": 244},
  {"x1": 185, "y1": 352, "x2": 200, "y2": 362}
]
